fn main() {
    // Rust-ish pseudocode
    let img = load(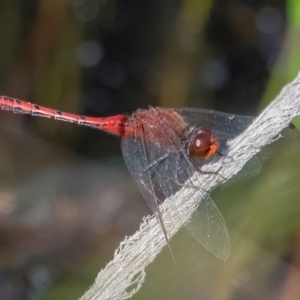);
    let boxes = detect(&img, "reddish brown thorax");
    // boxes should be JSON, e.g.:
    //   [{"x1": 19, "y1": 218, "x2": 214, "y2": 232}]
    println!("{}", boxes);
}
[
  {"x1": 122, "y1": 108, "x2": 219, "y2": 160},
  {"x1": 123, "y1": 108, "x2": 187, "y2": 145},
  {"x1": 188, "y1": 128, "x2": 219, "y2": 160}
]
